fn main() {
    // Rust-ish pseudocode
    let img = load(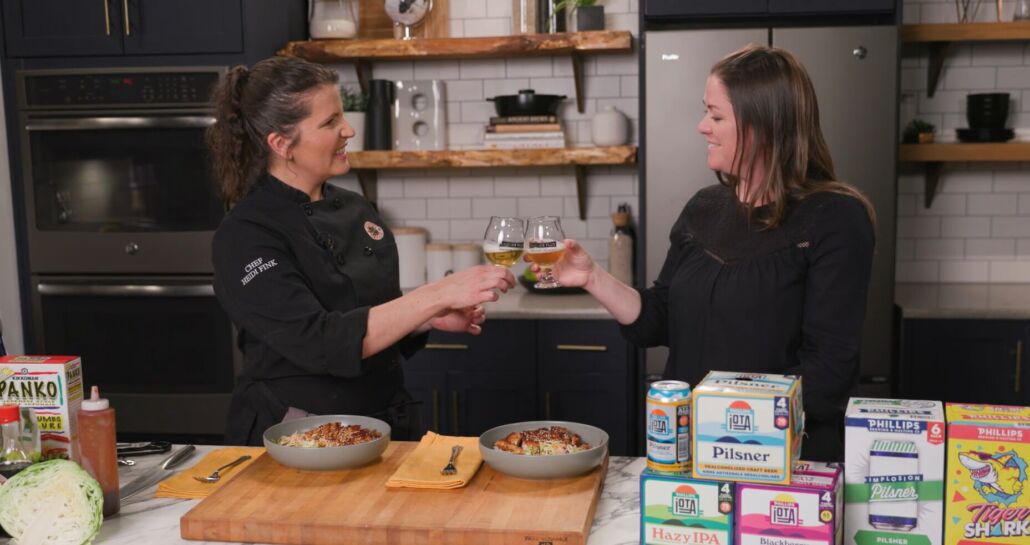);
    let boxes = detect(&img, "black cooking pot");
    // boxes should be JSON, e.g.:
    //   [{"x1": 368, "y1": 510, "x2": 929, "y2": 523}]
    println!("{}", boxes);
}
[{"x1": 487, "y1": 89, "x2": 567, "y2": 116}]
